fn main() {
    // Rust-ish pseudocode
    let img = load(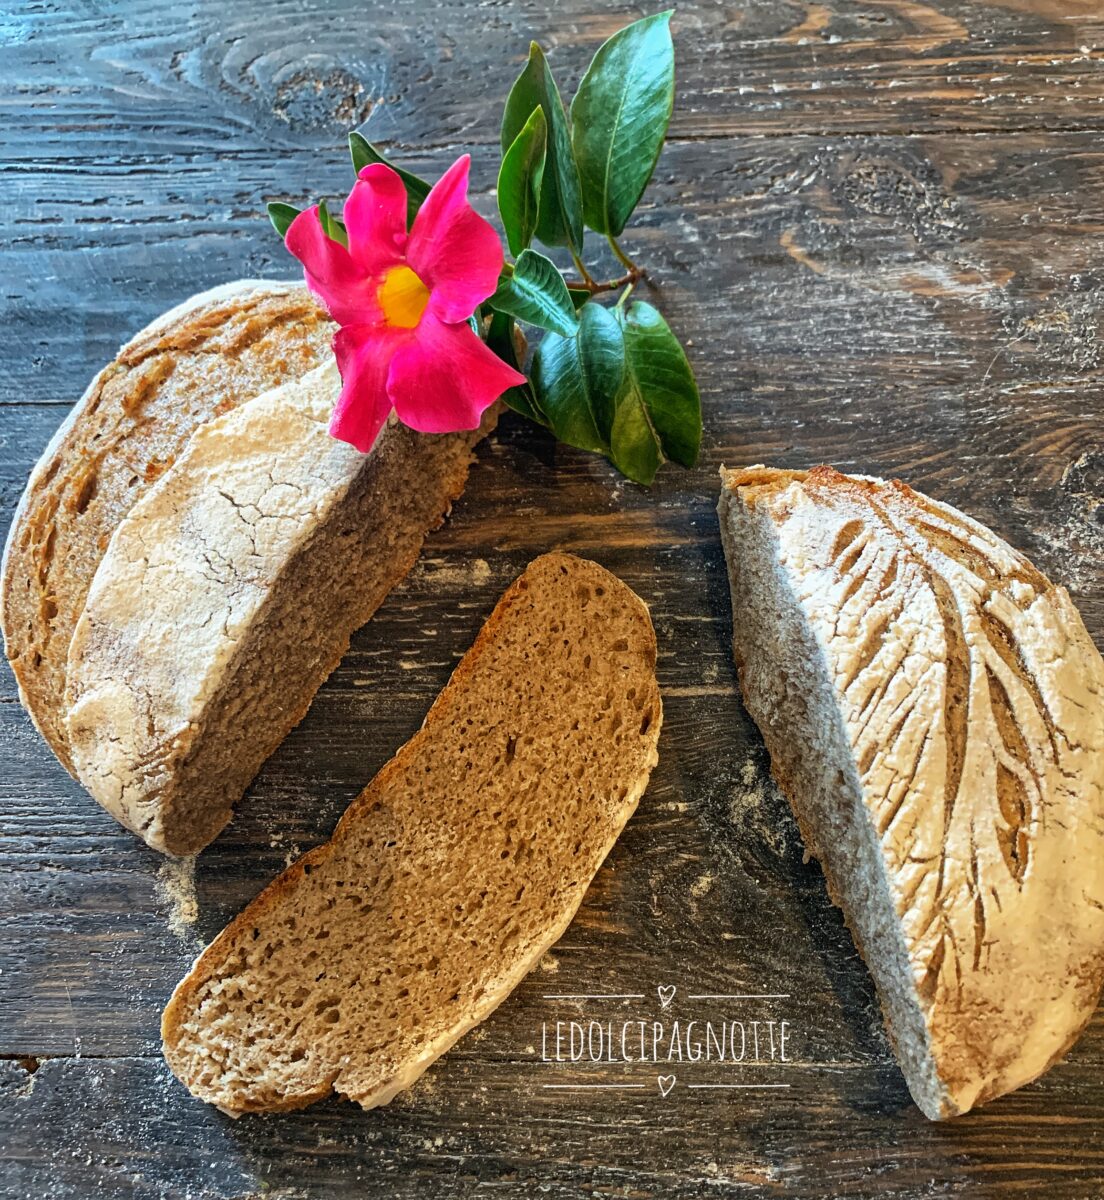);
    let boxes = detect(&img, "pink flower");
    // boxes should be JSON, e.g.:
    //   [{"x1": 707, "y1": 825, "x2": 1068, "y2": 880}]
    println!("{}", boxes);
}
[{"x1": 285, "y1": 154, "x2": 525, "y2": 451}]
